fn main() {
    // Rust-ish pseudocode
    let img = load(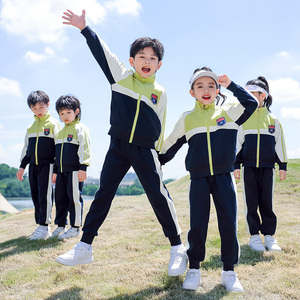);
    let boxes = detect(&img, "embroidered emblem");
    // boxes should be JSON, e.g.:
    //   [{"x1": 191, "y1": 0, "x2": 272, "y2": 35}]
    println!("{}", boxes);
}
[
  {"x1": 268, "y1": 125, "x2": 275, "y2": 134},
  {"x1": 216, "y1": 117, "x2": 226, "y2": 126},
  {"x1": 67, "y1": 134, "x2": 73, "y2": 142},
  {"x1": 44, "y1": 128, "x2": 50, "y2": 136},
  {"x1": 151, "y1": 93, "x2": 158, "y2": 104}
]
